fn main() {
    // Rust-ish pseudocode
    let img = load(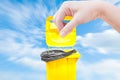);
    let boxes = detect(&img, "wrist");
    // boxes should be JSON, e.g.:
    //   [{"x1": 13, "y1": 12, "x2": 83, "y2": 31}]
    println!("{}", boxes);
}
[
  {"x1": 96, "y1": 1, "x2": 115, "y2": 19},
  {"x1": 96, "y1": 1, "x2": 106, "y2": 18},
  {"x1": 94, "y1": 1, "x2": 110, "y2": 18}
]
